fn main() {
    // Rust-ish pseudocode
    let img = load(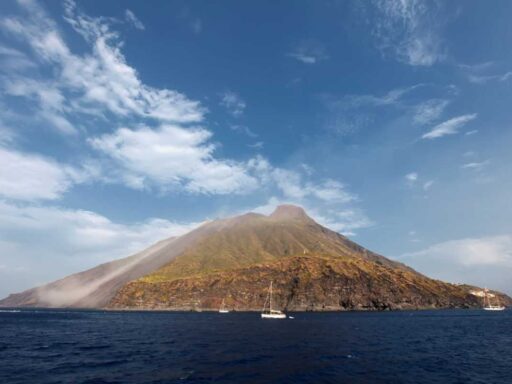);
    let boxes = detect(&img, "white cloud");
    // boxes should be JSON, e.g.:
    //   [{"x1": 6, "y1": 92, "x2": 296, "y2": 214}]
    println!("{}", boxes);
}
[
  {"x1": 324, "y1": 84, "x2": 458, "y2": 137},
  {"x1": 0, "y1": 147, "x2": 73, "y2": 200},
  {"x1": 287, "y1": 40, "x2": 328, "y2": 64},
  {"x1": 0, "y1": 146, "x2": 102, "y2": 201},
  {"x1": 422, "y1": 113, "x2": 477, "y2": 139},
  {"x1": 5, "y1": 78, "x2": 77, "y2": 134},
  {"x1": 0, "y1": 200, "x2": 200, "y2": 297},
  {"x1": 370, "y1": 0, "x2": 445, "y2": 66},
  {"x1": 465, "y1": 130, "x2": 478, "y2": 136},
  {"x1": 468, "y1": 72, "x2": 512, "y2": 84},
  {"x1": 1, "y1": 0, "x2": 204, "y2": 128},
  {"x1": 230, "y1": 124, "x2": 257, "y2": 138},
  {"x1": 1, "y1": 1, "x2": 260, "y2": 197},
  {"x1": 413, "y1": 99, "x2": 449, "y2": 125},
  {"x1": 248, "y1": 157, "x2": 355, "y2": 203},
  {"x1": 411, "y1": 236, "x2": 512, "y2": 267},
  {"x1": 89, "y1": 124, "x2": 259, "y2": 194},
  {"x1": 340, "y1": 84, "x2": 424, "y2": 109},
  {"x1": 405, "y1": 172, "x2": 418, "y2": 184},
  {"x1": 0, "y1": 45, "x2": 35, "y2": 71},
  {"x1": 248, "y1": 141, "x2": 264, "y2": 150},
  {"x1": 460, "y1": 62, "x2": 512, "y2": 84},
  {"x1": 461, "y1": 160, "x2": 490, "y2": 171},
  {"x1": 399, "y1": 235, "x2": 512, "y2": 294},
  {"x1": 220, "y1": 91, "x2": 246, "y2": 117},
  {"x1": 323, "y1": 84, "x2": 424, "y2": 135},
  {"x1": 423, "y1": 180, "x2": 434, "y2": 190},
  {"x1": 124, "y1": 9, "x2": 145, "y2": 30}
]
